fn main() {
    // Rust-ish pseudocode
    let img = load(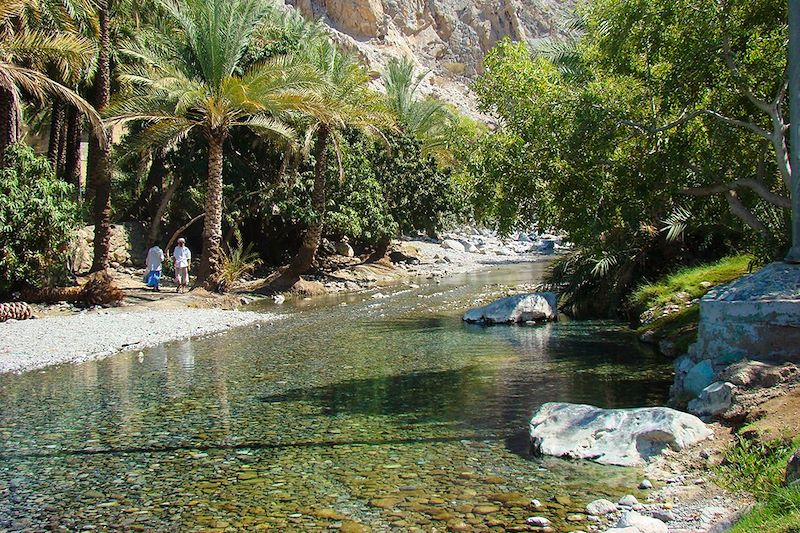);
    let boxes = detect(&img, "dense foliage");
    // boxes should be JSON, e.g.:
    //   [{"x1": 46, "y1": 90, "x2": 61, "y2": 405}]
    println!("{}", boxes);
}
[
  {"x1": 470, "y1": 0, "x2": 789, "y2": 316},
  {"x1": 0, "y1": 144, "x2": 81, "y2": 294},
  {"x1": 326, "y1": 131, "x2": 460, "y2": 245}
]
